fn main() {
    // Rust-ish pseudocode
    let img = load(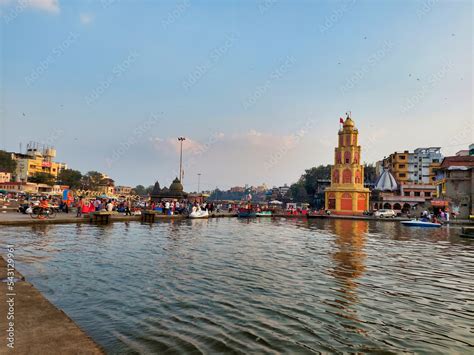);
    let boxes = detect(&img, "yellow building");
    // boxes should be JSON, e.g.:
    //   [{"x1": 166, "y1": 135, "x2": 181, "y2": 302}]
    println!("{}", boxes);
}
[
  {"x1": 13, "y1": 144, "x2": 67, "y2": 182},
  {"x1": 325, "y1": 115, "x2": 370, "y2": 215},
  {"x1": 385, "y1": 151, "x2": 410, "y2": 183}
]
